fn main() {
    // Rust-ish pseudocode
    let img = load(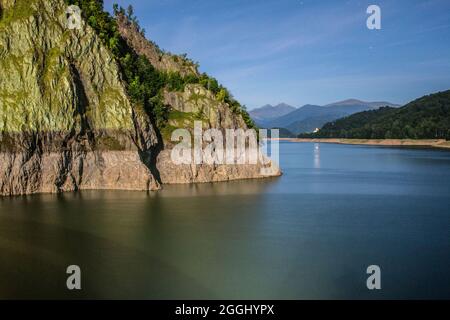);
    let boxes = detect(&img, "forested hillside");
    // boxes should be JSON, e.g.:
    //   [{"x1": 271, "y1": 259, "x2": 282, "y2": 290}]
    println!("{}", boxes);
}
[{"x1": 300, "y1": 90, "x2": 450, "y2": 140}]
